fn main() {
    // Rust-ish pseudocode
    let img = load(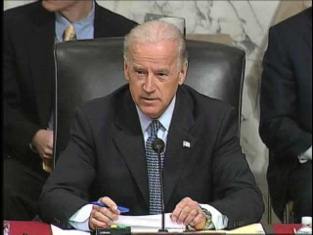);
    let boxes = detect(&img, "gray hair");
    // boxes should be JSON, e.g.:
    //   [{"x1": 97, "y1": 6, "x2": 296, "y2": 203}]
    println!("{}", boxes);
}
[{"x1": 123, "y1": 20, "x2": 188, "y2": 67}]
